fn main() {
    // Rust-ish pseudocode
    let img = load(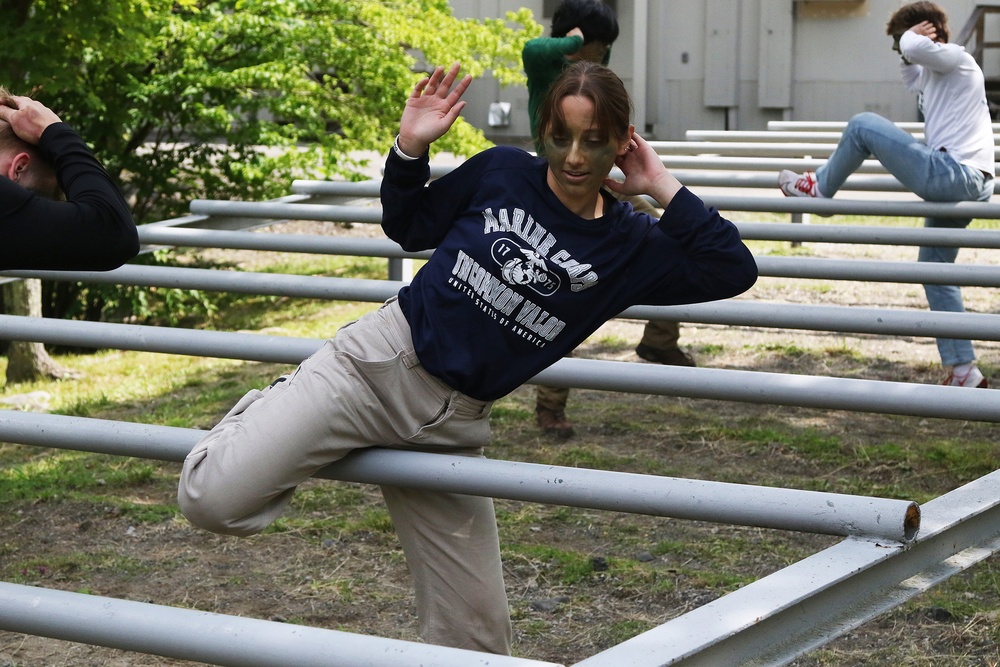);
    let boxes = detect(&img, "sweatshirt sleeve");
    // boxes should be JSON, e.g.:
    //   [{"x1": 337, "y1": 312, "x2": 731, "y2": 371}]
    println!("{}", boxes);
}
[
  {"x1": 640, "y1": 187, "x2": 758, "y2": 305},
  {"x1": 380, "y1": 147, "x2": 491, "y2": 251},
  {"x1": 0, "y1": 122, "x2": 138, "y2": 271},
  {"x1": 899, "y1": 30, "x2": 964, "y2": 74}
]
